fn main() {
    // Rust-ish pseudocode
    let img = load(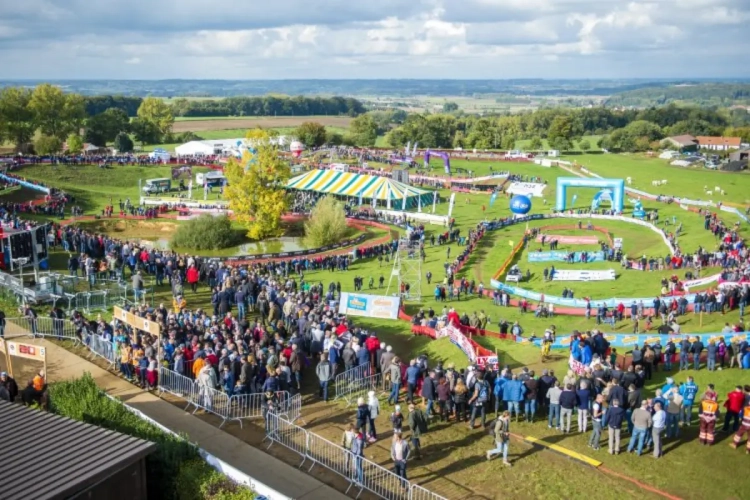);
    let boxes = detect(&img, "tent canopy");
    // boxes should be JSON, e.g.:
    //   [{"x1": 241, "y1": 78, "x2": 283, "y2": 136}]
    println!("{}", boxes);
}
[{"x1": 286, "y1": 169, "x2": 432, "y2": 203}]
